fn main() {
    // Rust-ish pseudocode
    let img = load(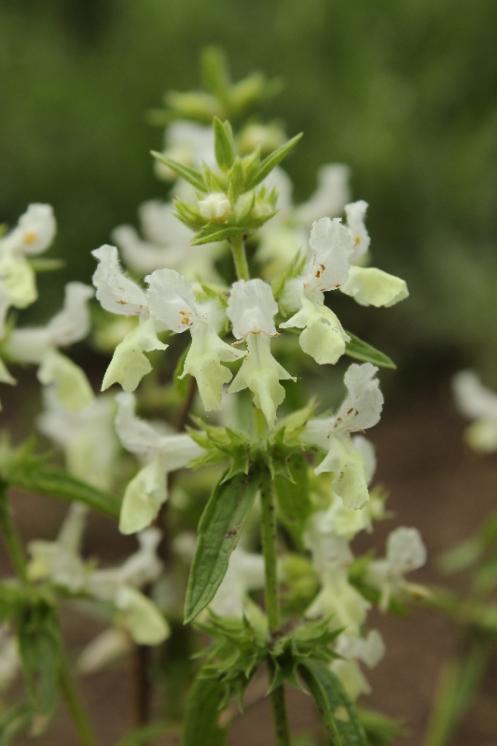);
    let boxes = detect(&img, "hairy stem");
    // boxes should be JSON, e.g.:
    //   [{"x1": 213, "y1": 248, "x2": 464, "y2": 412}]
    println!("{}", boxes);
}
[
  {"x1": 230, "y1": 234, "x2": 250, "y2": 280},
  {"x1": 59, "y1": 652, "x2": 98, "y2": 746},
  {"x1": 259, "y1": 469, "x2": 291, "y2": 746},
  {"x1": 0, "y1": 481, "x2": 27, "y2": 581}
]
